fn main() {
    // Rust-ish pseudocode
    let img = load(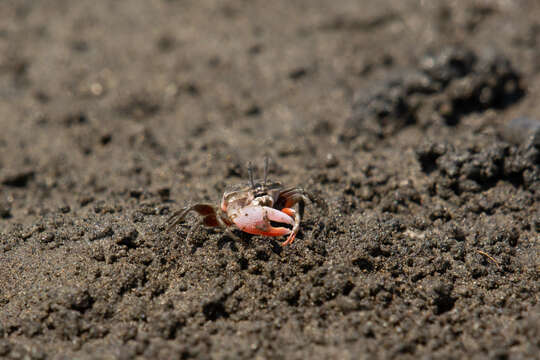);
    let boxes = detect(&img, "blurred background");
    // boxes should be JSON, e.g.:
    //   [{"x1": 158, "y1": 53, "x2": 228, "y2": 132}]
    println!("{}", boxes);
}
[{"x1": 0, "y1": 1, "x2": 539, "y2": 359}]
